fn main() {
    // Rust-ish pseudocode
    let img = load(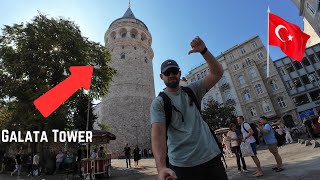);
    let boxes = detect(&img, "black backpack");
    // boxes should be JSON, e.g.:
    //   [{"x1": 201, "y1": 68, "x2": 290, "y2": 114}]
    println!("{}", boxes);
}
[
  {"x1": 243, "y1": 122, "x2": 260, "y2": 145},
  {"x1": 158, "y1": 86, "x2": 226, "y2": 168}
]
